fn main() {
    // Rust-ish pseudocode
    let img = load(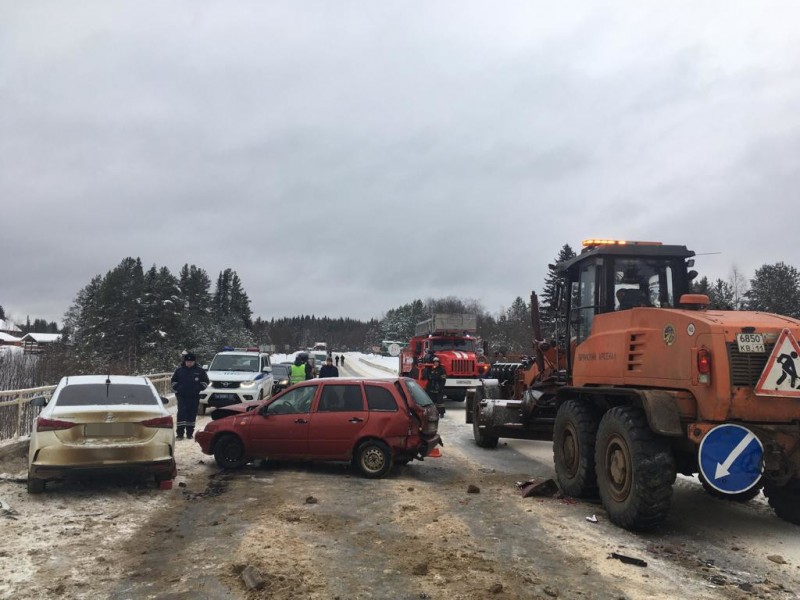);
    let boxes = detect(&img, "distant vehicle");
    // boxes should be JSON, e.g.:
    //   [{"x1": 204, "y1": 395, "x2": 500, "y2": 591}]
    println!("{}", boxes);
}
[
  {"x1": 308, "y1": 351, "x2": 328, "y2": 376},
  {"x1": 400, "y1": 313, "x2": 489, "y2": 402},
  {"x1": 196, "y1": 377, "x2": 442, "y2": 478},
  {"x1": 27, "y1": 375, "x2": 175, "y2": 493},
  {"x1": 312, "y1": 342, "x2": 328, "y2": 352},
  {"x1": 269, "y1": 363, "x2": 292, "y2": 396},
  {"x1": 199, "y1": 347, "x2": 274, "y2": 414}
]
